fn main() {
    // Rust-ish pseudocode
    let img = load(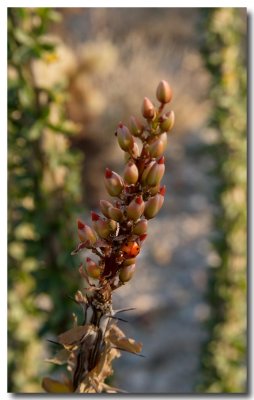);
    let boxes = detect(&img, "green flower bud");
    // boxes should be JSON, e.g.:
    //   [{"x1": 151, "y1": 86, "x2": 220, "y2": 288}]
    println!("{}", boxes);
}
[
  {"x1": 144, "y1": 192, "x2": 165, "y2": 219},
  {"x1": 119, "y1": 264, "x2": 136, "y2": 282},
  {"x1": 142, "y1": 97, "x2": 155, "y2": 119},
  {"x1": 86, "y1": 257, "x2": 102, "y2": 279},
  {"x1": 148, "y1": 132, "x2": 167, "y2": 158},
  {"x1": 130, "y1": 141, "x2": 140, "y2": 158},
  {"x1": 100, "y1": 199, "x2": 113, "y2": 218},
  {"x1": 77, "y1": 219, "x2": 97, "y2": 244},
  {"x1": 141, "y1": 160, "x2": 156, "y2": 185},
  {"x1": 108, "y1": 206, "x2": 123, "y2": 222},
  {"x1": 126, "y1": 195, "x2": 145, "y2": 220},
  {"x1": 156, "y1": 80, "x2": 172, "y2": 103},
  {"x1": 104, "y1": 168, "x2": 124, "y2": 197},
  {"x1": 146, "y1": 156, "x2": 165, "y2": 187},
  {"x1": 129, "y1": 116, "x2": 143, "y2": 137},
  {"x1": 149, "y1": 184, "x2": 160, "y2": 196},
  {"x1": 159, "y1": 110, "x2": 175, "y2": 132},
  {"x1": 123, "y1": 257, "x2": 136, "y2": 266},
  {"x1": 91, "y1": 212, "x2": 116, "y2": 239},
  {"x1": 123, "y1": 161, "x2": 139, "y2": 184},
  {"x1": 117, "y1": 123, "x2": 134, "y2": 151},
  {"x1": 133, "y1": 219, "x2": 148, "y2": 235}
]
